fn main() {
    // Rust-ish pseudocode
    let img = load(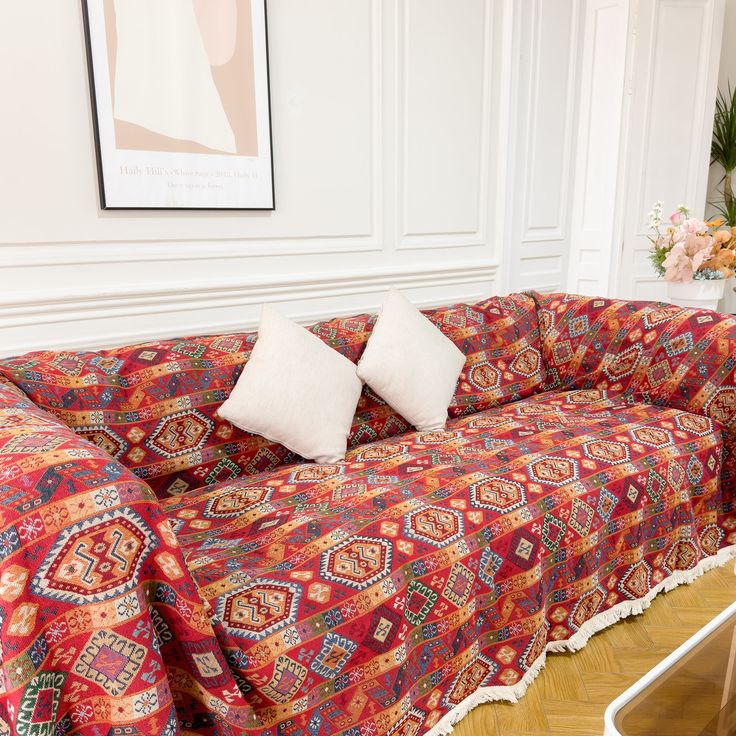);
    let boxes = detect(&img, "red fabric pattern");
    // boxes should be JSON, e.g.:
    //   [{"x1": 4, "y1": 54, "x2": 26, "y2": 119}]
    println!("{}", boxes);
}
[
  {"x1": 163, "y1": 389, "x2": 728, "y2": 734},
  {"x1": 0, "y1": 296, "x2": 543, "y2": 499},
  {"x1": 0, "y1": 381, "x2": 257, "y2": 735},
  {"x1": 530, "y1": 291, "x2": 736, "y2": 510},
  {"x1": 0, "y1": 294, "x2": 733, "y2": 736}
]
